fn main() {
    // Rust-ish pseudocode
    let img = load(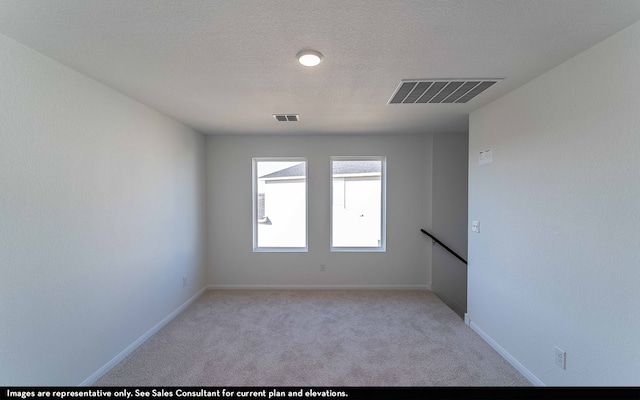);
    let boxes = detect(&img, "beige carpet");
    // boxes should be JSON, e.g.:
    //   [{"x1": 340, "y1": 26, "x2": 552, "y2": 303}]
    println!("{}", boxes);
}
[{"x1": 95, "y1": 290, "x2": 531, "y2": 386}]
